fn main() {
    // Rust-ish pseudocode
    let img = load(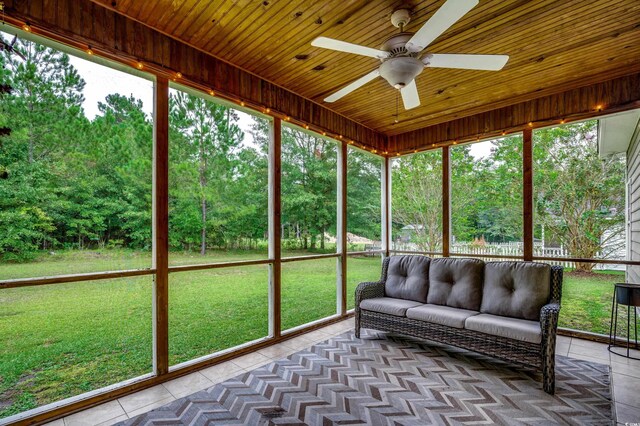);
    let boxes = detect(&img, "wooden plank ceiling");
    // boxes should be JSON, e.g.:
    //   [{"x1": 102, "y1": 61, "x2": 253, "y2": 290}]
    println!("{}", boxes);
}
[{"x1": 93, "y1": 0, "x2": 640, "y2": 136}]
